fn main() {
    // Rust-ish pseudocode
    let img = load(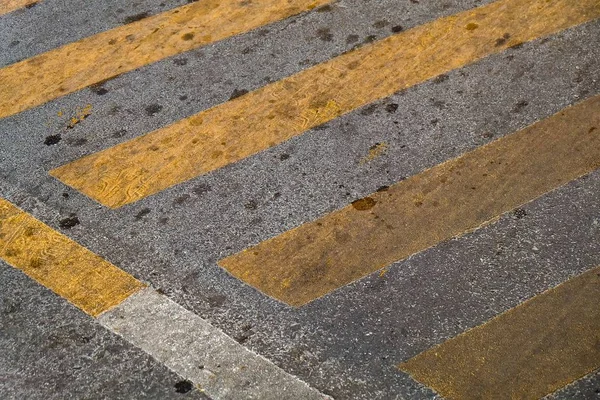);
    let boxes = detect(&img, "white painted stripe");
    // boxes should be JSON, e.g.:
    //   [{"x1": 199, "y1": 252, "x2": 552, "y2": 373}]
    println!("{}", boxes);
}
[{"x1": 98, "y1": 288, "x2": 330, "y2": 400}]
